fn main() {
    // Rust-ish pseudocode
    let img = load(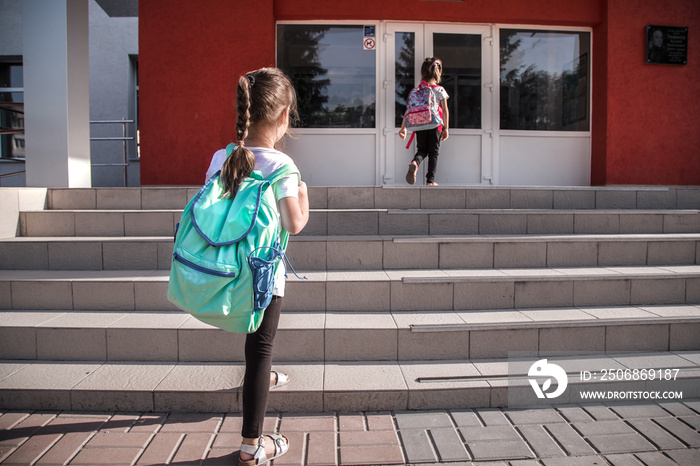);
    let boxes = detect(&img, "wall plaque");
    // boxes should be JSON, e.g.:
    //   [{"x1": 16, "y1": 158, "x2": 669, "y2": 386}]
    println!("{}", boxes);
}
[{"x1": 646, "y1": 25, "x2": 688, "y2": 65}]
